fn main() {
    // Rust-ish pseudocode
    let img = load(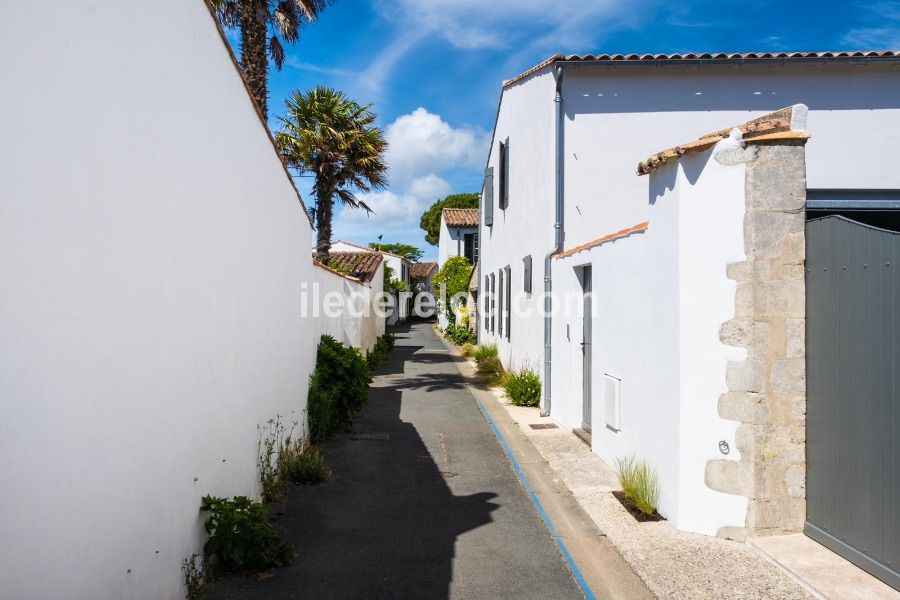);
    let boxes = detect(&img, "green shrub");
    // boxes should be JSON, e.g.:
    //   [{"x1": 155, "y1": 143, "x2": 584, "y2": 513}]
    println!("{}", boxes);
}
[
  {"x1": 366, "y1": 333, "x2": 396, "y2": 370},
  {"x1": 307, "y1": 371, "x2": 336, "y2": 444},
  {"x1": 316, "y1": 335, "x2": 370, "y2": 431},
  {"x1": 257, "y1": 417, "x2": 287, "y2": 503},
  {"x1": 444, "y1": 322, "x2": 476, "y2": 346},
  {"x1": 200, "y1": 496, "x2": 295, "y2": 573},
  {"x1": 473, "y1": 344, "x2": 498, "y2": 363},
  {"x1": 502, "y1": 368, "x2": 542, "y2": 407},
  {"x1": 280, "y1": 440, "x2": 331, "y2": 485},
  {"x1": 476, "y1": 355, "x2": 505, "y2": 386},
  {"x1": 460, "y1": 343, "x2": 475, "y2": 357},
  {"x1": 614, "y1": 456, "x2": 660, "y2": 516}
]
